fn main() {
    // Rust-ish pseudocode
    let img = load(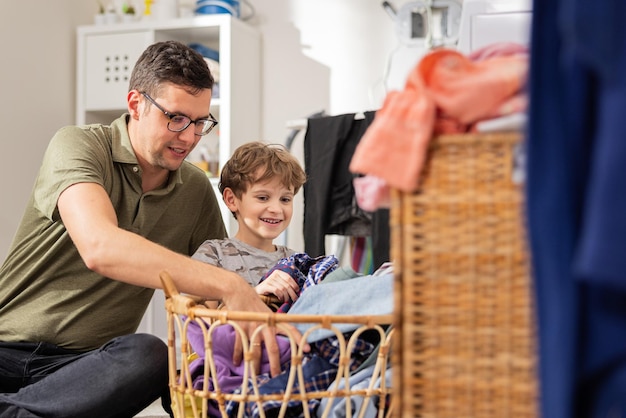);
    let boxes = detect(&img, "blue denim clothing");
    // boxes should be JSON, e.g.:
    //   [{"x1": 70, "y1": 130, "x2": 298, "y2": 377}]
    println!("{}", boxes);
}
[
  {"x1": 0, "y1": 334, "x2": 170, "y2": 418},
  {"x1": 287, "y1": 273, "x2": 393, "y2": 343}
]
